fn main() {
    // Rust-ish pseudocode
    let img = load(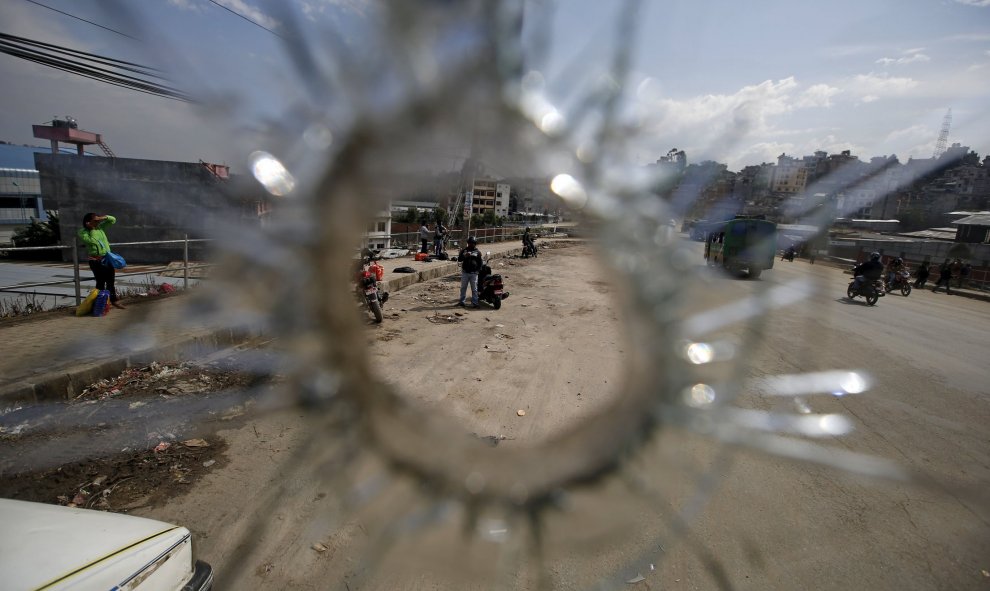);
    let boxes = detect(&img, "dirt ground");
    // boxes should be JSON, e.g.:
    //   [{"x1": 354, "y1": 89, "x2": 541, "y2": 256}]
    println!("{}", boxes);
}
[
  {"x1": 0, "y1": 361, "x2": 266, "y2": 512},
  {"x1": 0, "y1": 241, "x2": 615, "y2": 521},
  {"x1": 3, "y1": 240, "x2": 986, "y2": 590}
]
